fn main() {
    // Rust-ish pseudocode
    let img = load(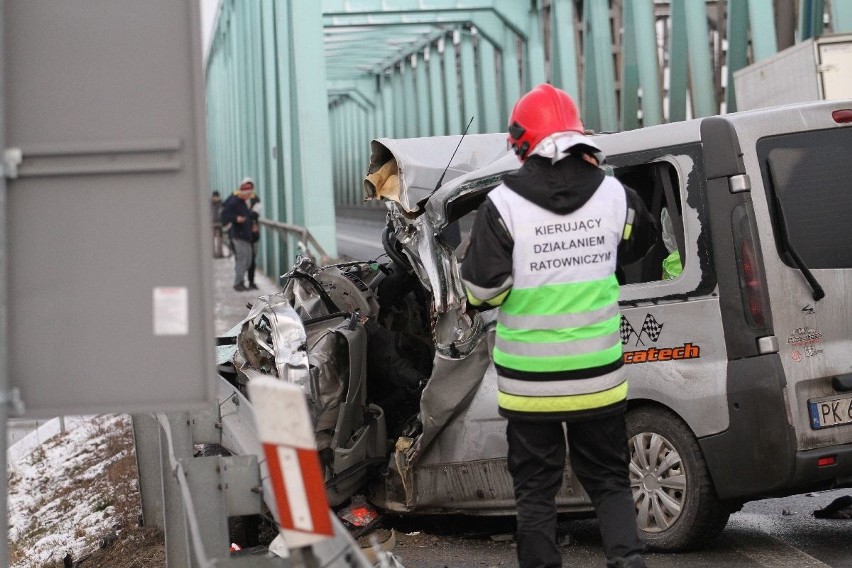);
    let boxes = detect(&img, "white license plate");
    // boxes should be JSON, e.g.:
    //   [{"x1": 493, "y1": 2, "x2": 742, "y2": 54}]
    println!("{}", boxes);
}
[{"x1": 809, "y1": 395, "x2": 852, "y2": 429}]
